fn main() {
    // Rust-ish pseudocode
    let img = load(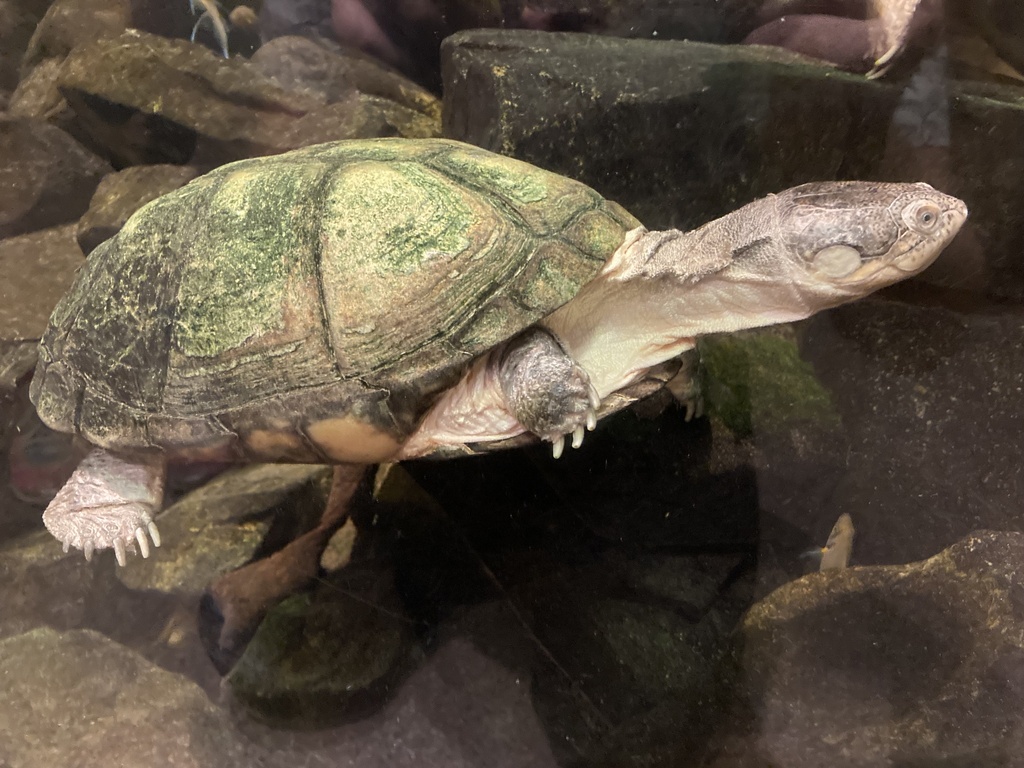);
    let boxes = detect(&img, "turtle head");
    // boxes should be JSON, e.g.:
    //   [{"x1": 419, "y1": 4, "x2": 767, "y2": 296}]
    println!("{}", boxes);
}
[{"x1": 774, "y1": 180, "x2": 967, "y2": 297}]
